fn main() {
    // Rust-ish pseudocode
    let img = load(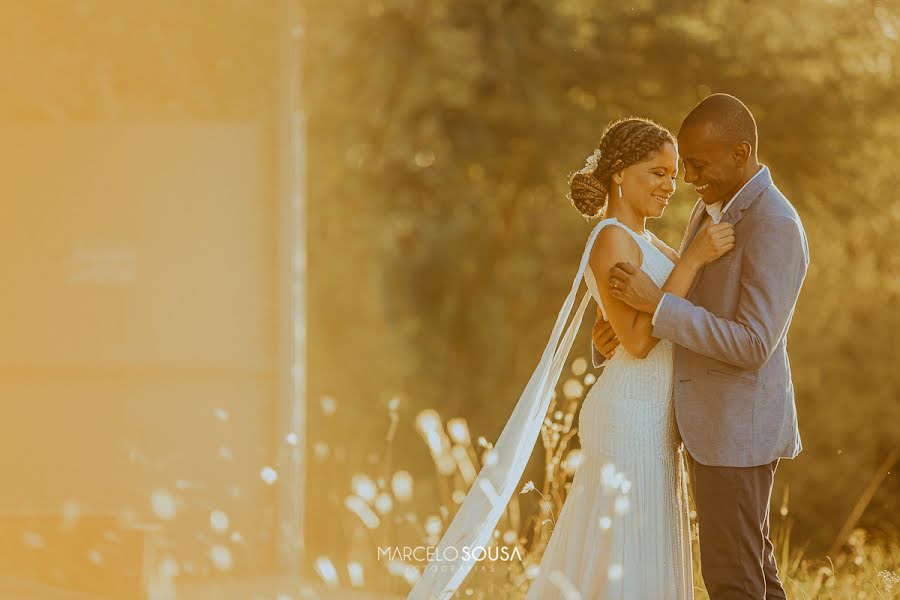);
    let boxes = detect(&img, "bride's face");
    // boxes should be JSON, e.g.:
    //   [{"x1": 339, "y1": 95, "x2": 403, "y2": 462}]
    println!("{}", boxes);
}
[{"x1": 616, "y1": 142, "x2": 678, "y2": 219}]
